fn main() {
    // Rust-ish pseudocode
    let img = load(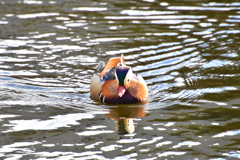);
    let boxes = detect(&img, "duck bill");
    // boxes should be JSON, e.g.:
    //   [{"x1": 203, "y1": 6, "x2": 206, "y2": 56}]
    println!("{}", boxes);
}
[{"x1": 118, "y1": 86, "x2": 126, "y2": 97}]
